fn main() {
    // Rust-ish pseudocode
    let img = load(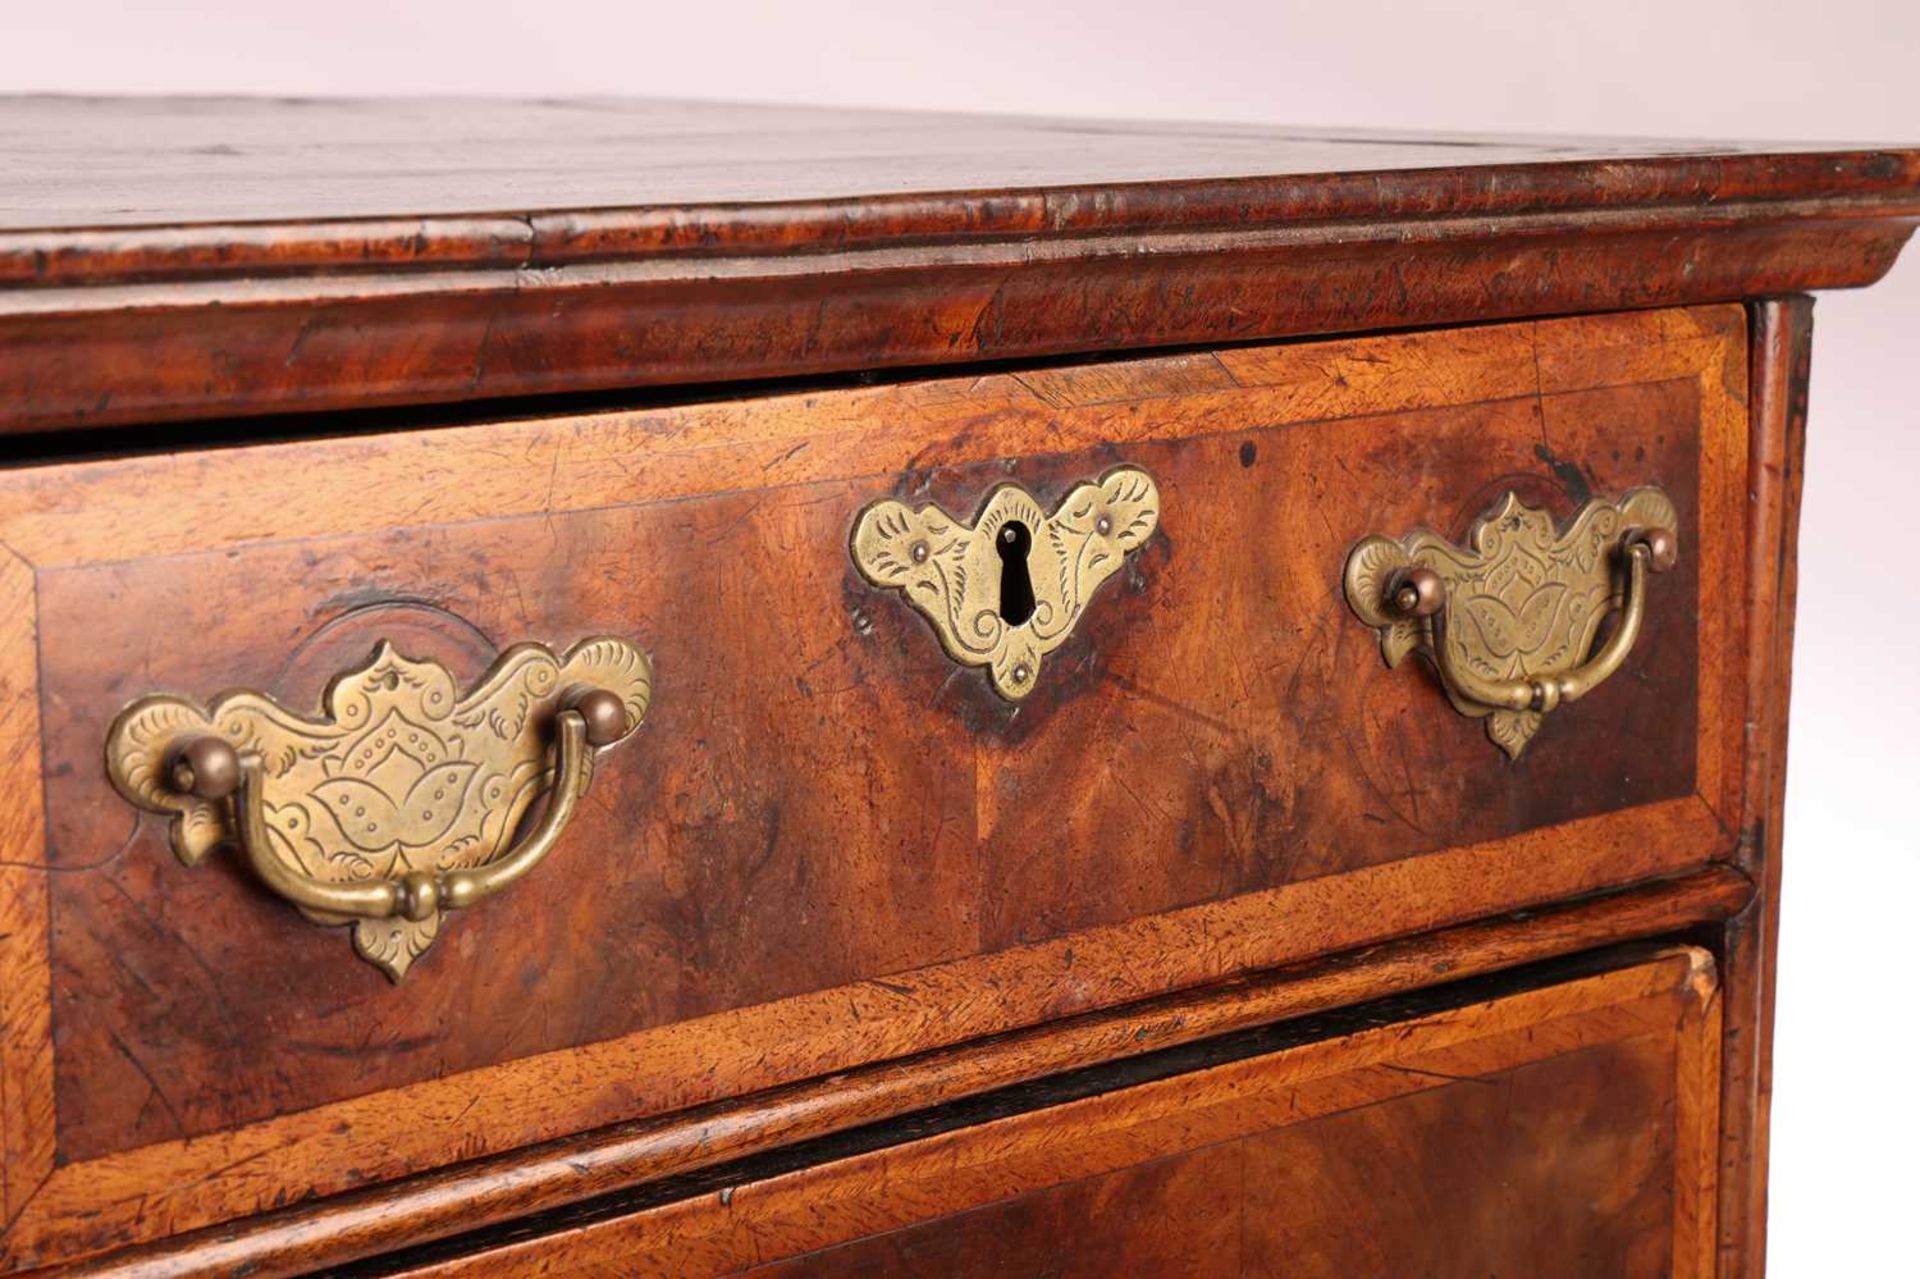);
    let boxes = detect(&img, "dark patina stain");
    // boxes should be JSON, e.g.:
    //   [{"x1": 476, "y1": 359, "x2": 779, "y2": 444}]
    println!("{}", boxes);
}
[{"x1": 1533, "y1": 442, "x2": 1592, "y2": 505}]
